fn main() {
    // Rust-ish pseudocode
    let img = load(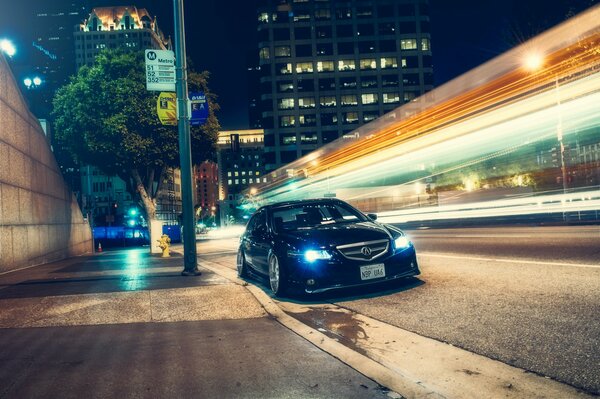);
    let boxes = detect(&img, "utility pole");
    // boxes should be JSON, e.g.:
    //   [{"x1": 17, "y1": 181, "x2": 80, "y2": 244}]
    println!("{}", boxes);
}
[{"x1": 173, "y1": 0, "x2": 200, "y2": 276}]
